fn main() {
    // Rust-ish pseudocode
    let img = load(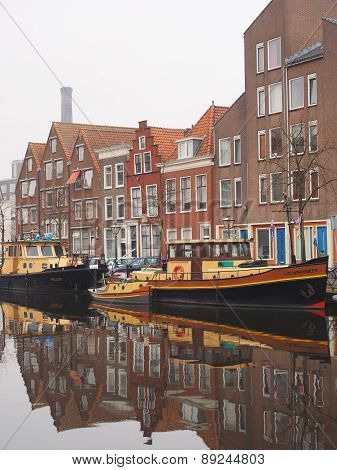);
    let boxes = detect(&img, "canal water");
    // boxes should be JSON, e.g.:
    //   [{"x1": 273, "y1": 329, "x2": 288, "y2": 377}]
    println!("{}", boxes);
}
[{"x1": 0, "y1": 295, "x2": 337, "y2": 450}]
